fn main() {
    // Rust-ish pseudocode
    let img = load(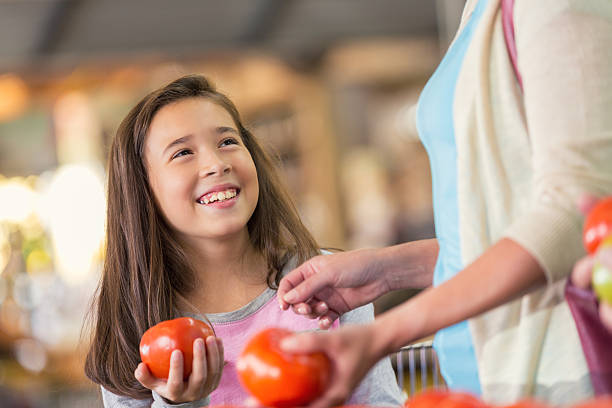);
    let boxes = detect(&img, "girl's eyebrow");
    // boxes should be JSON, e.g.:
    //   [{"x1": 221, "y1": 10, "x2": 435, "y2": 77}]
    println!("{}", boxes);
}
[
  {"x1": 163, "y1": 135, "x2": 192, "y2": 155},
  {"x1": 216, "y1": 126, "x2": 239, "y2": 135}
]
